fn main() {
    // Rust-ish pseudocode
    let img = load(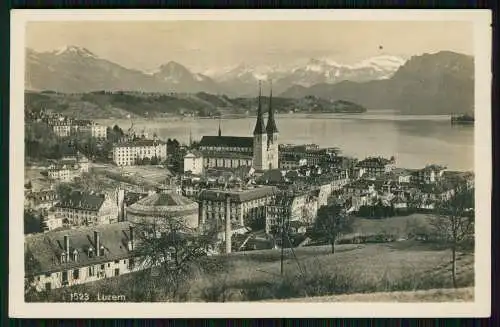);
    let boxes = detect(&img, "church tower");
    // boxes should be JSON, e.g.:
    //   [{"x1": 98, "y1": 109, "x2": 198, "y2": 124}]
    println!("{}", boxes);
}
[
  {"x1": 252, "y1": 81, "x2": 267, "y2": 171},
  {"x1": 266, "y1": 81, "x2": 279, "y2": 170}
]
